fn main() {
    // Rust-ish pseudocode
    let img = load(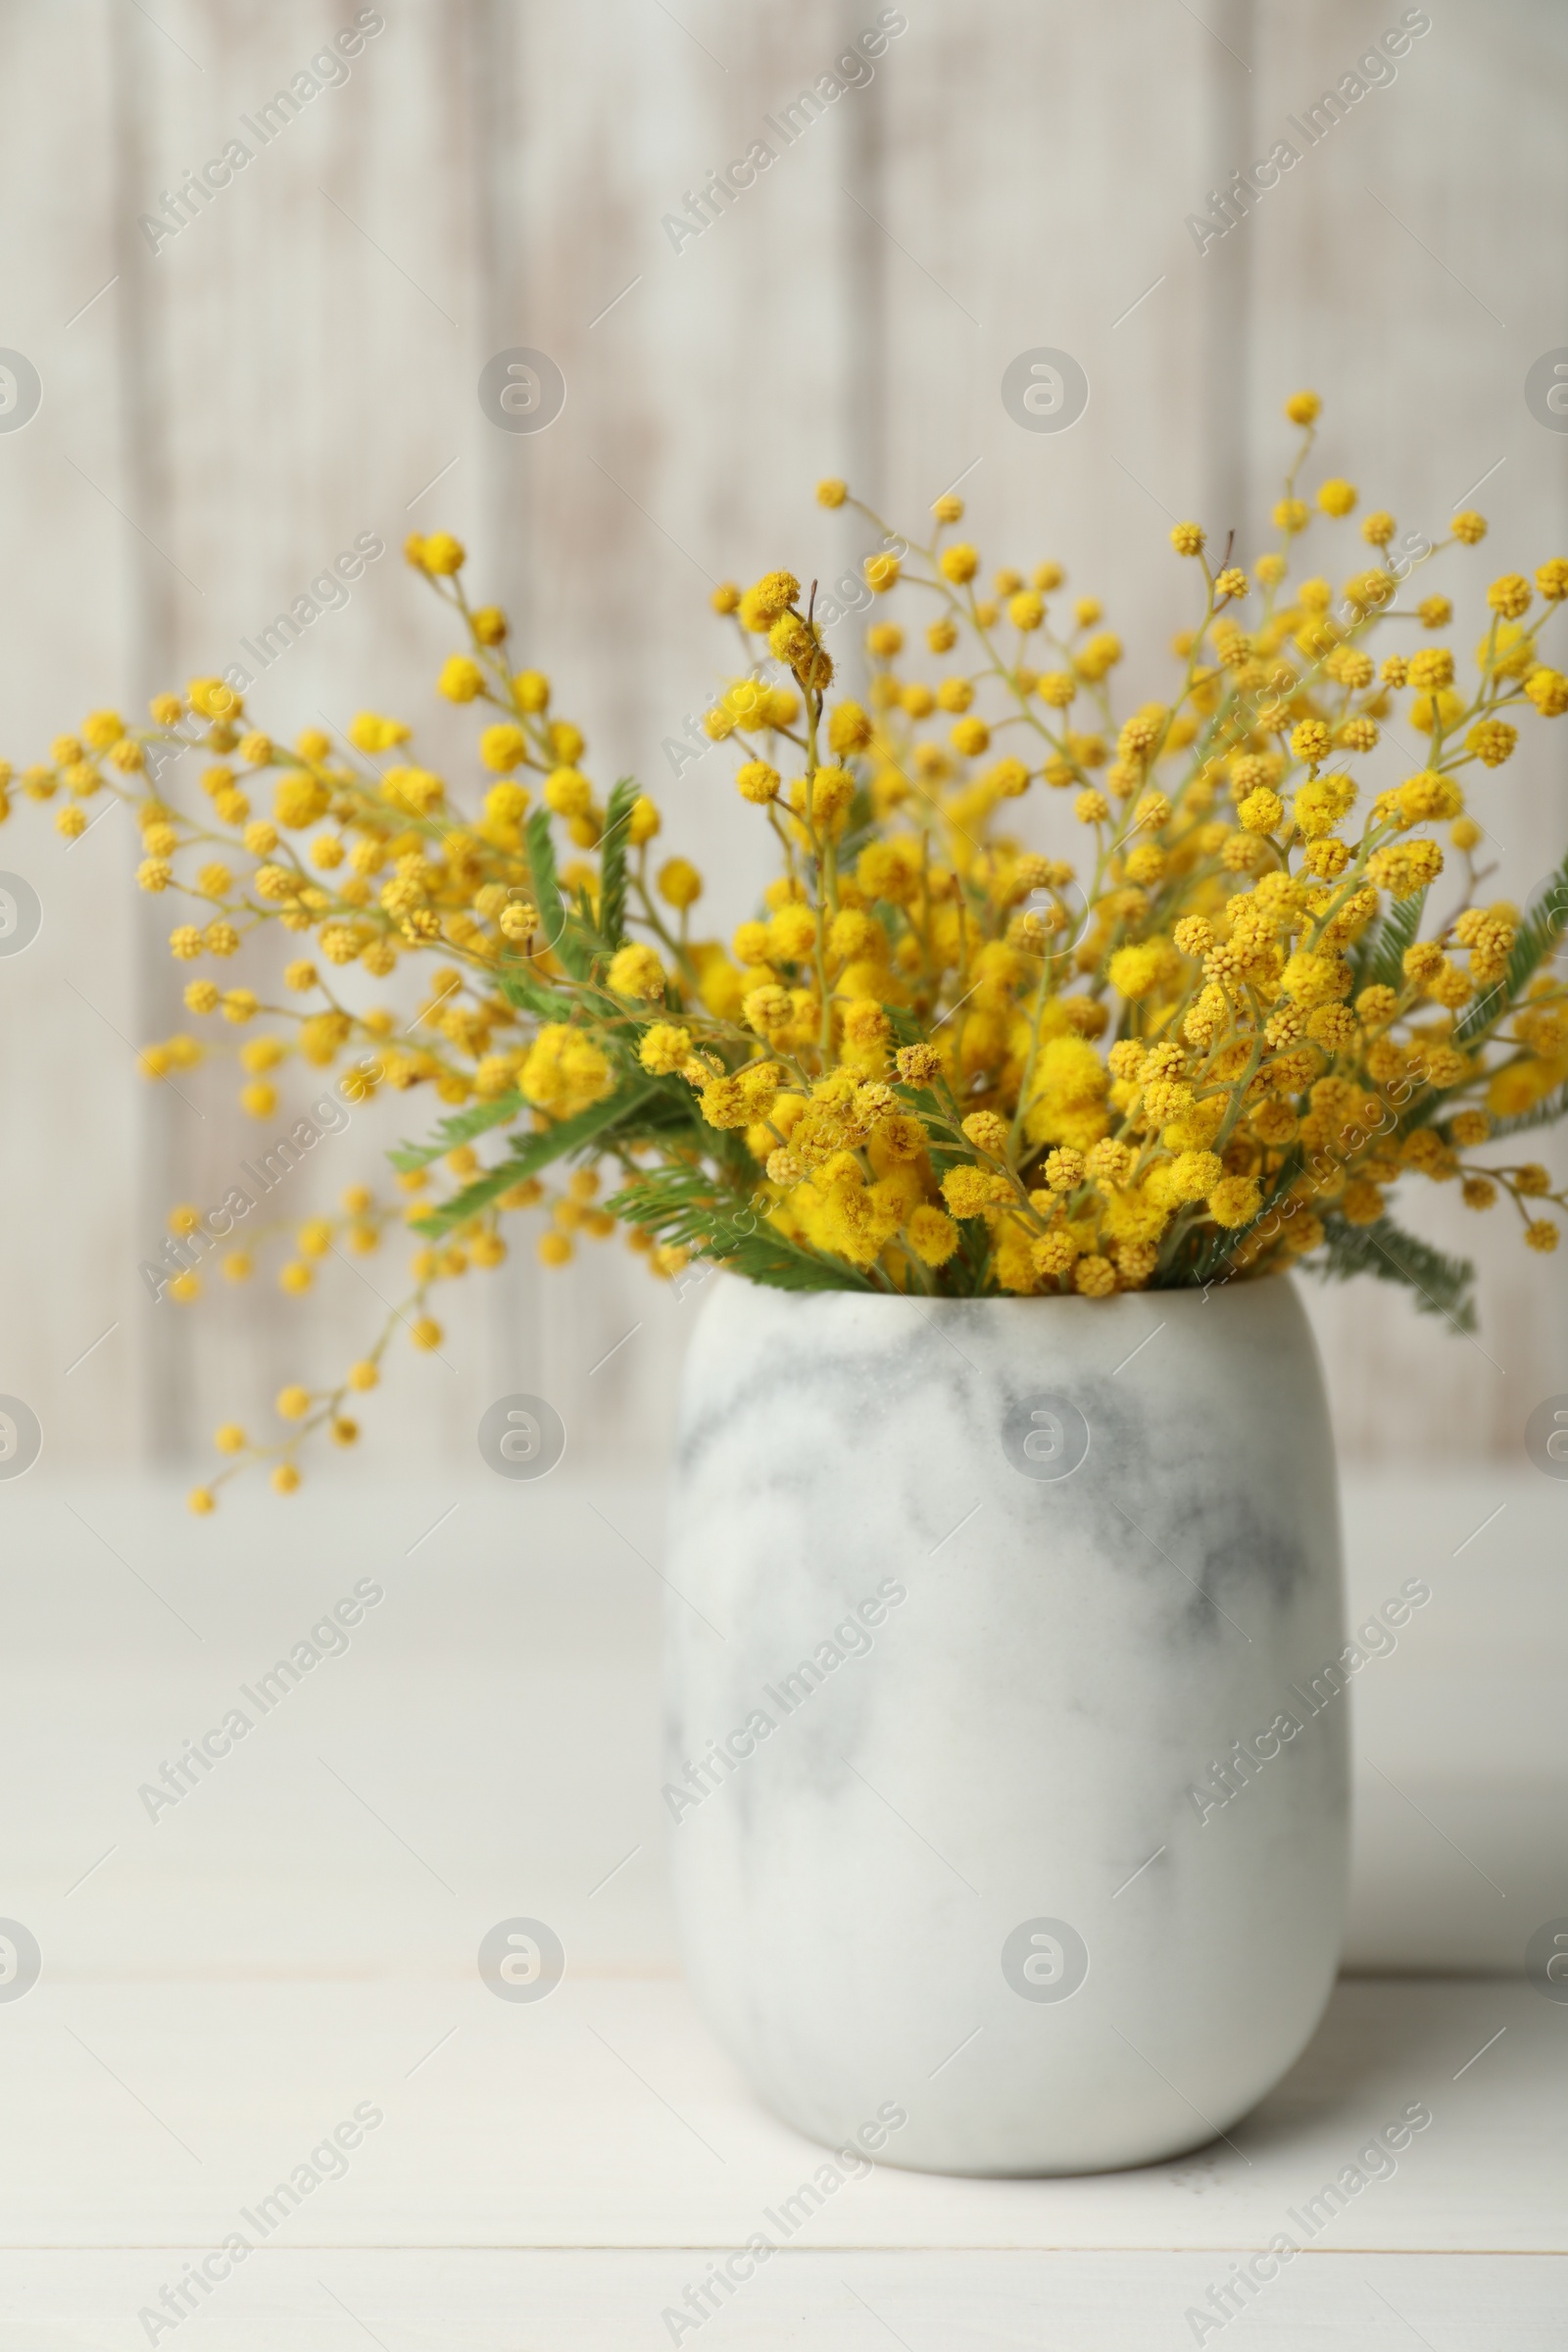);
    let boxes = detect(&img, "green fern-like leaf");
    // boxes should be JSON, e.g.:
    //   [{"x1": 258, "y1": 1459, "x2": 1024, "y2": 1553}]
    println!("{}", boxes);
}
[
  {"x1": 707, "y1": 1225, "x2": 883, "y2": 1293},
  {"x1": 1451, "y1": 857, "x2": 1568, "y2": 1047},
  {"x1": 1179, "y1": 1159, "x2": 1303, "y2": 1288},
  {"x1": 524, "y1": 806, "x2": 591, "y2": 979},
  {"x1": 1308, "y1": 1211, "x2": 1477, "y2": 1333},
  {"x1": 607, "y1": 1160, "x2": 881, "y2": 1293},
  {"x1": 831, "y1": 788, "x2": 881, "y2": 874},
  {"x1": 410, "y1": 1158, "x2": 544, "y2": 1238},
  {"x1": 597, "y1": 776, "x2": 640, "y2": 950},
  {"x1": 496, "y1": 962, "x2": 576, "y2": 1022},
  {"x1": 411, "y1": 1080, "x2": 663, "y2": 1238},
  {"x1": 1452, "y1": 977, "x2": 1510, "y2": 1047},
  {"x1": 1504, "y1": 850, "x2": 1568, "y2": 999},
  {"x1": 389, "y1": 1092, "x2": 522, "y2": 1173},
  {"x1": 1354, "y1": 886, "x2": 1430, "y2": 996},
  {"x1": 1483, "y1": 1080, "x2": 1568, "y2": 1139}
]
